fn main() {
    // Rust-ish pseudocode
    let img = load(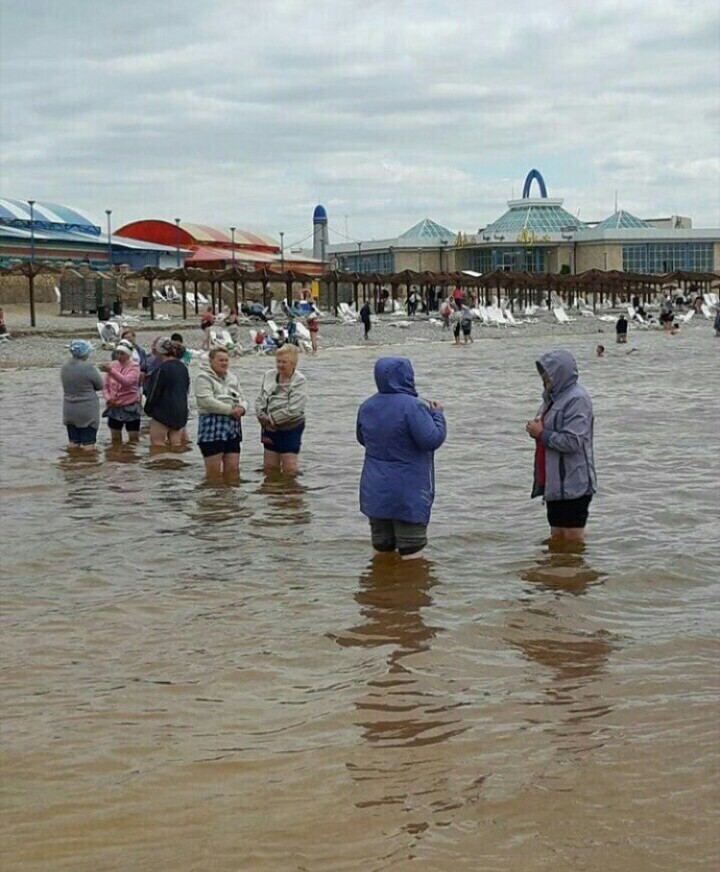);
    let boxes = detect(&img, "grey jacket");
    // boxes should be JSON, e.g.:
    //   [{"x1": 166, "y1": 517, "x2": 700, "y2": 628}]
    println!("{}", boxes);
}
[
  {"x1": 194, "y1": 366, "x2": 246, "y2": 416},
  {"x1": 532, "y1": 350, "x2": 597, "y2": 502},
  {"x1": 61, "y1": 359, "x2": 104, "y2": 428},
  {"x1": 255, "y1": 369, "x2": 307, "y2": 428}
]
